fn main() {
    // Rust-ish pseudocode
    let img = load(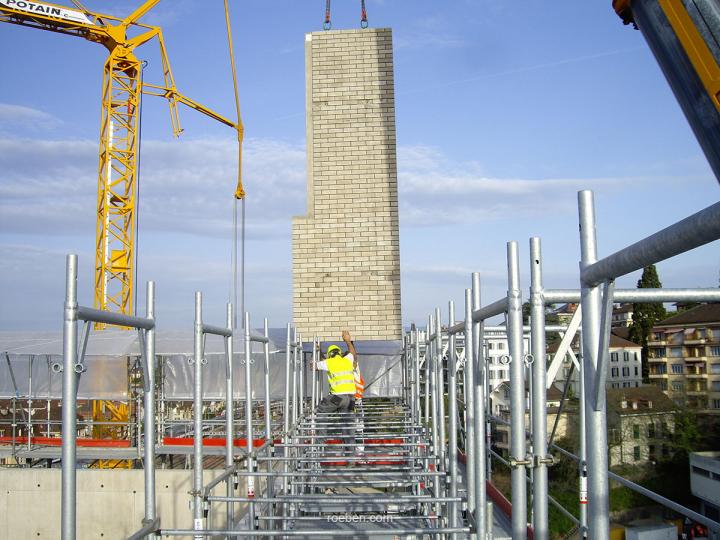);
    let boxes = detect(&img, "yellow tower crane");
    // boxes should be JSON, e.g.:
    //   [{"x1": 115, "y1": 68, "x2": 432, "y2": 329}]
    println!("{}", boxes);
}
[
  {"x1": 0, "y1": 0, "x2": 245, "y2": 322},
  {"x1": 1, "y1": 0, "x2": 245, "y2": 468}
]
